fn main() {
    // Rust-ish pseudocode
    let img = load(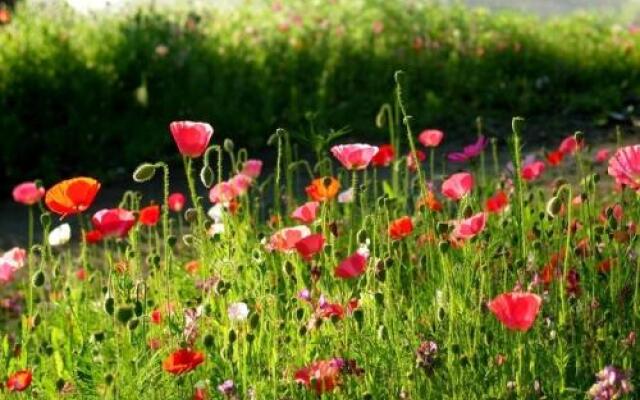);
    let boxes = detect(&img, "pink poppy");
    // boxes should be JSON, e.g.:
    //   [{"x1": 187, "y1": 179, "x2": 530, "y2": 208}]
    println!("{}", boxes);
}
[
  {"x1": 209, "y1": 181, "x2": 237, "y2": 204},
  {"x1": 447, "y1": 136, "x2": 488, "y2": 162},
  {"x1": 168, "y1": 192, "x2": 186, "y2": 212},
  {"x1": 0, "y1": 248, "x2": 26, "y2": 283},
  {"x1": 407, "y1": 150, "x2": 426, "y2": 172},
  {"x1": 594, "y1": 148, "x2": 610, "y2": 164},
  {"x1": 608, "y1": 145, "x2": 640, "y2": 191},
  {"x1": 441, "y1": 172, "x2": 474, "y2": 201},
  {"x1": 291, "y1": 201, "x2": 320, "y2": 224},
  {"x1": 521, "y1": 161, "x2": 545, "y2": 181},
  {"x1": 335, "y1": 248, "x2": 368, "y2": 279},
  {"x1": 91, "y1": 208, "x2": 136, "y2": 238},
  {"x1": 488, "y1": 292, "x2": 542, "y2": 332},
  {"x1": 418, "y1": 129, "x2": 444, "y2": 147},
  {"x1": 330, "y1": 144, "x2": 379, "y2": 170},
  {"x1": 169, "y1": 121, "x2": 214, "y2": 158},
  {"x1": 452, "y1": 212, "x2": 487, "y2": 240},
  {"x1": 12, "y1": 182, "x2": 45, "y2": 205},
  {"x1": 295, "y1": 233, "x2": 325, "y2": 260},
  {"x1": 558, "y1": 135, "x2": 583, "y2": 155},
  {"x1": 241, "y1": 159, "x2": 263, "y2": 178},
  {"x1": 294, "y1": 358, "x2": 344, "y2": 394},
  {"x1": 229, "y1": 174, "x2": 252, "y2": 196},
  {"x1": 266, "y1": 225, "x2": 311, "y2": 252}
]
